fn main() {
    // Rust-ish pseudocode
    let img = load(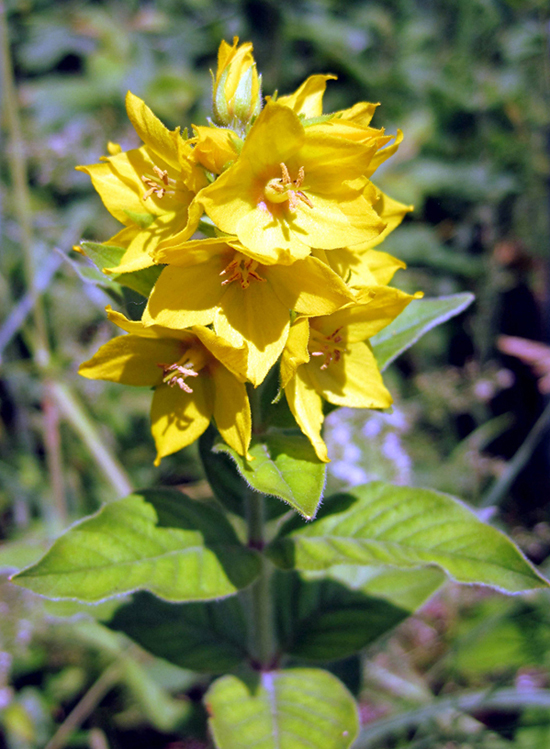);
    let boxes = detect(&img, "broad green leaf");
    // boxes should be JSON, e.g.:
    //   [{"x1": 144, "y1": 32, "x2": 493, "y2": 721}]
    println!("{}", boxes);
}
[
  {"x1": 268, "y1": 483, "x2": 549, "y2": 593},
  {"x1": 214, "y1": 430, "x2": 326, "y2": 520},
  {"x1": 275, "y1": 572, "x2": 405, "y2": 661},
  {"x1": 206, "y1": 668, "x2": 359, "y2": 749},
  {"x1": 12, "y1": 489, "x2": 260, "y2": 602},
  {"x1": 371, "y1": 293, "x2": 474, "y2": 371},
  {"x1": 276, "y1": 566, "x2": 445, "y2": 661},
  {"x1": 320, "y1": 565, "x2": 446, "y2": 612},
  {"x1": 109, "y1": 591, "x2": 249, "y2": 673}
]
